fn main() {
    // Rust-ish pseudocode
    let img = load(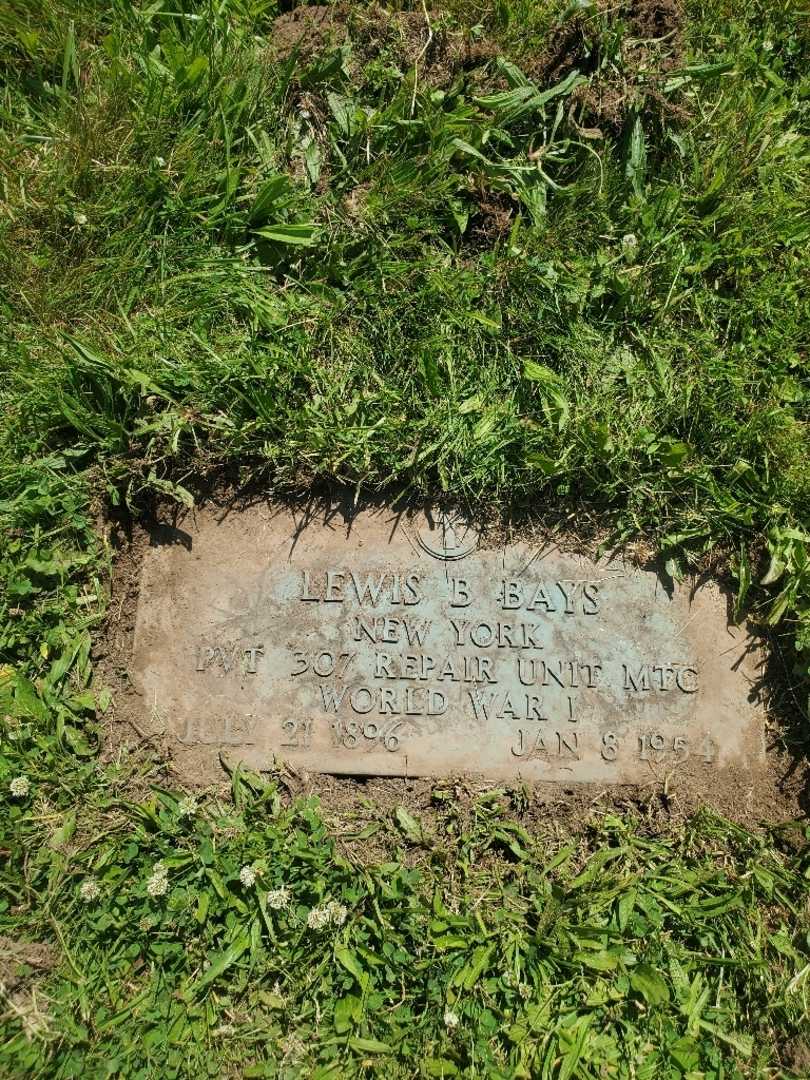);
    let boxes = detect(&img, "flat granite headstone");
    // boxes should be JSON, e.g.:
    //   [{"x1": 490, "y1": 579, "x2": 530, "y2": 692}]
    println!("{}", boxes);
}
[{"x1": 129, "y1": 503, "x2": 765, "y2": 784}]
